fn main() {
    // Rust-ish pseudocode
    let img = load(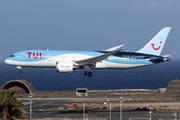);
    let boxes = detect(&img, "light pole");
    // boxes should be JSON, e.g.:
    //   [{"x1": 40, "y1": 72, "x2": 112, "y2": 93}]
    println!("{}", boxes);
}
[
  {"x1": 120, "y1": 97, "x2": 122, "y2": 120},
  {"x1": 83, "y1": 103, "x2": 85, "y2": 120},
  {"x1": 29, "y1": 96, "x2": 32, "y2": 120},
  {"x1": 149, "y1": 110, "x2": 151, "y2": 120},
  {"x1": 174, "y1": 112, "x2": 177, "y2": 120},
  {"x1": 107, "y1": 99, "x2": 111, "y2": 120}
]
